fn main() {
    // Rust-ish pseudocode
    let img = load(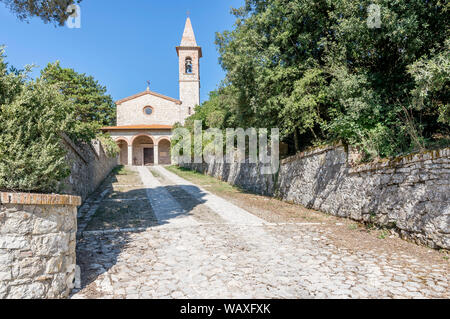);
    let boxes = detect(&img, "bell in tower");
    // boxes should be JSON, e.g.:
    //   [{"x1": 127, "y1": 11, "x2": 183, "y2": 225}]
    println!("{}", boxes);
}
[{"x1": 176, "y1": 17, "x2": 202, "y2": 122}]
